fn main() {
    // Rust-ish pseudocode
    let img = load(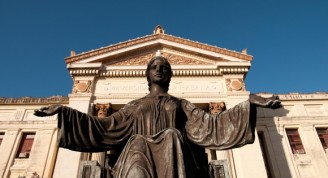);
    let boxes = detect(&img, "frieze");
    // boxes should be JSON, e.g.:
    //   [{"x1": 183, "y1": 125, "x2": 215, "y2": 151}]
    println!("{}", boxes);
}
[
  {"x1": 112, "y1": 52, "x2": 210, "y2": 66},
  {"x1": 96, "y1": 78, "x2": 225, "y2": 95},
  {"x1": 0, "y1": 96, "x2": 69, "y2": 105}
]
